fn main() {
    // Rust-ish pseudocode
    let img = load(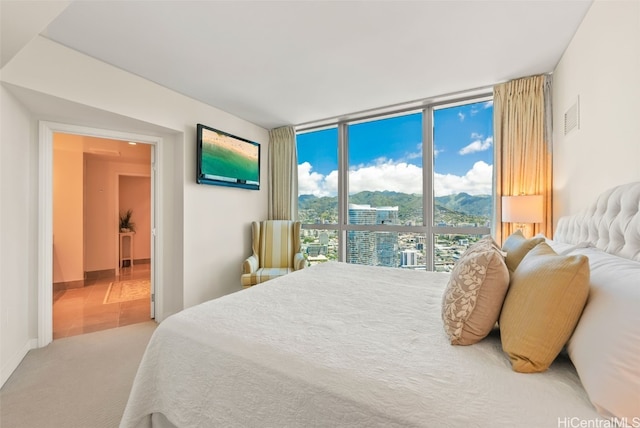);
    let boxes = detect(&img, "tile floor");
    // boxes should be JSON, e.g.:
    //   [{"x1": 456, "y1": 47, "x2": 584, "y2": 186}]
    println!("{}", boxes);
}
[{"x1": 53, "y1": 263, "x2": 152, "y2": 339}]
